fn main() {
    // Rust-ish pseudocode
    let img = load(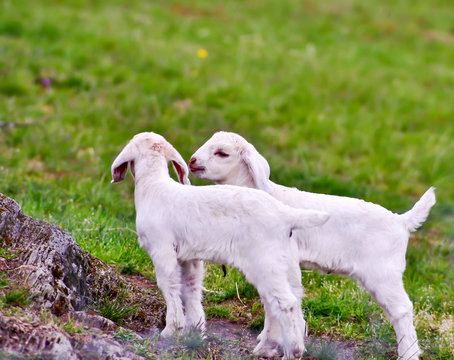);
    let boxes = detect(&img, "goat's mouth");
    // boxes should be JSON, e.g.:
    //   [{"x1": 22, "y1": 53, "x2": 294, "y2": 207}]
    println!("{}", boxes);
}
[{"x1": 189, "y1": 165, "x2": 205, "y2": 174}]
